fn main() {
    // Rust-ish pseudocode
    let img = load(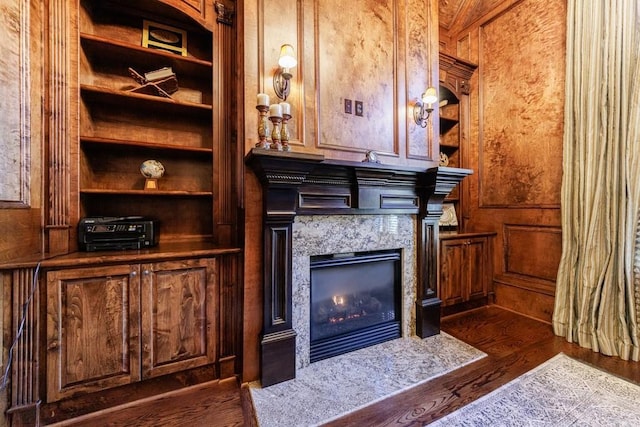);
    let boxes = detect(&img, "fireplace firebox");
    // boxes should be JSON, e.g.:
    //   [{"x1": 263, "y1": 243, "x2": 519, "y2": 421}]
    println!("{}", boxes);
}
[{"x1": 309, "y1": 249, "x2": 401, "y2": 362}]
